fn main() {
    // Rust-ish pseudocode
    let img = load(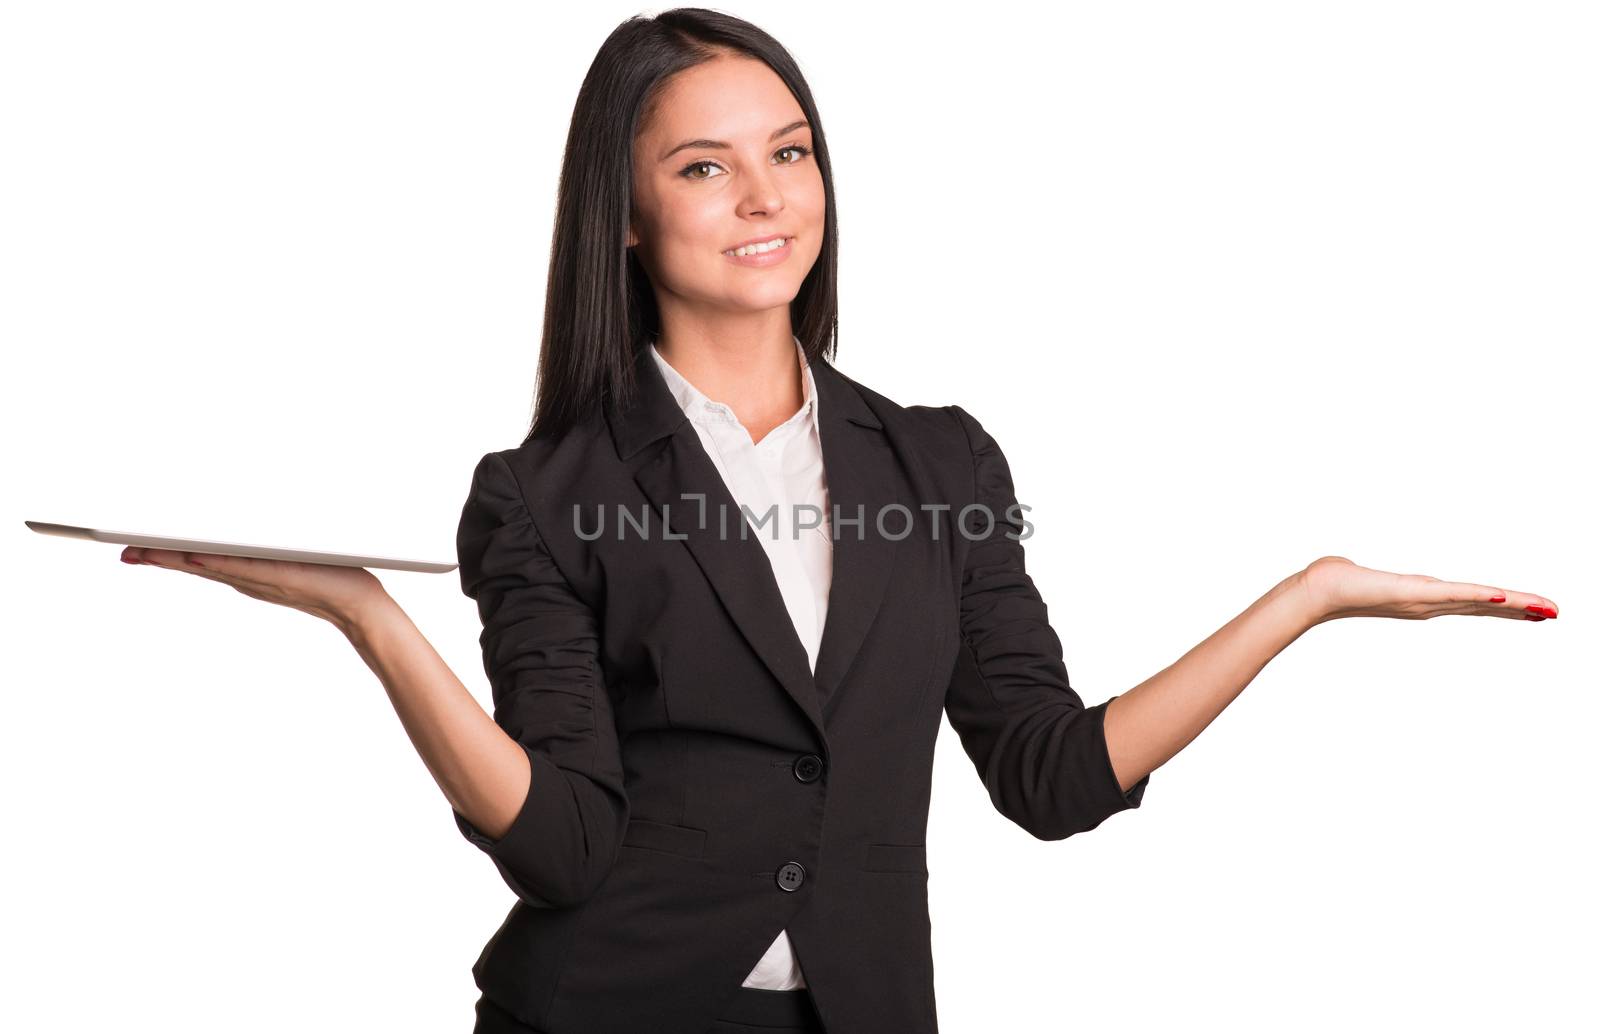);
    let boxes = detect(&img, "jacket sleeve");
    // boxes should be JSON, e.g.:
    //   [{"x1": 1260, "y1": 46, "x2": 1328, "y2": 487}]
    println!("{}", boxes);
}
[
  {"x1": 942, "y1": 405, "x2": 1148, "y2": 841},
  {"x1": 451, "y1": 450, "x2": 629, "y2": 908}
]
